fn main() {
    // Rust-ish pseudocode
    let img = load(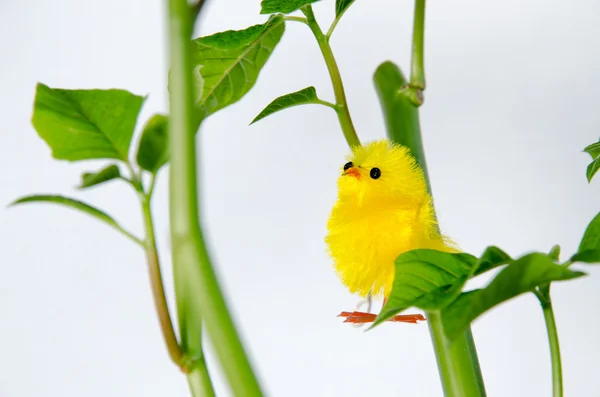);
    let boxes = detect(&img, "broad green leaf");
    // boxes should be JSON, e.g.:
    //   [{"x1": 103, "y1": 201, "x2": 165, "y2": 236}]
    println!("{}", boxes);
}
[
  {"x1": 586, "y1": 158, "x2": 600, "y2": 182},
  {"x1": 191, "y1": 15, "x2": 285, "y2": 125},
  {"x1": 578, "y1": 211, "x2": 600, "y2": 252},
  {"x1": 10, "y1": 195, "x2": 143, "y2": 246},
  {"x1": 584, "y1": 141, "x2": 600, "y2": 159},
  {"x1": 372, "y1": 250, "x2": 476, "y2": 327},
  {"x1": 136, "y1": 114, "x2": 169, "y2": 173},
  {"x1": 335, "y1": 0, "x2": 355, "y2": 18},
  {"x1": 570, "y1": 249, "x2": 600, "y2": 264},
  {"x1": 260, "y1": 0, "x2": 319, "y2": 14},
  {"x1": 473, "y1": 246, "x2": 512, "y2": 276},
  {"x1": 79, "y1": 164, "x2": 121, "y2": 189},
  {"x1": 250, "y1": 86, "x2": 322, "y2": 124},
  {"x1": 441, "y1": 253, "x2": 585, "y2": 340},
  {"x1": 32, "y1": 83, "x2": 145, "y2": 161}
]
